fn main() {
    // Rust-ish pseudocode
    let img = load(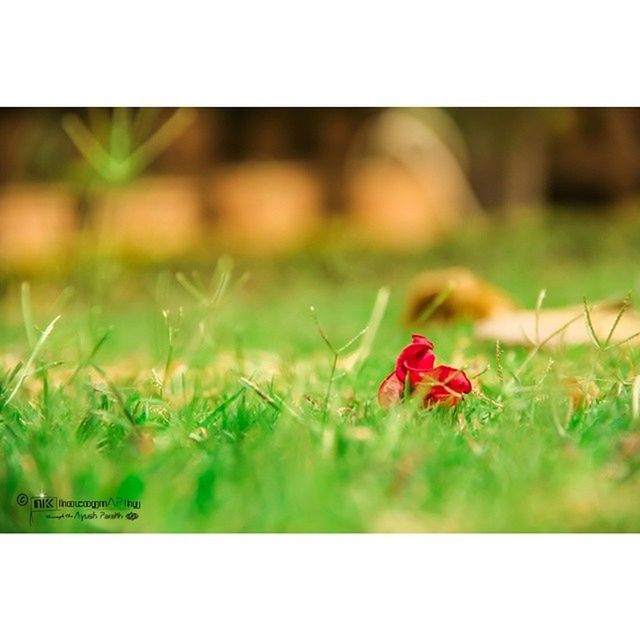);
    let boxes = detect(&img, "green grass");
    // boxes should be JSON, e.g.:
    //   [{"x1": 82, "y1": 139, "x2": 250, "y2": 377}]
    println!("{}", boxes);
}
[{"x1": 2, "y1": 211, "x2": 640, "y2": 532}]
